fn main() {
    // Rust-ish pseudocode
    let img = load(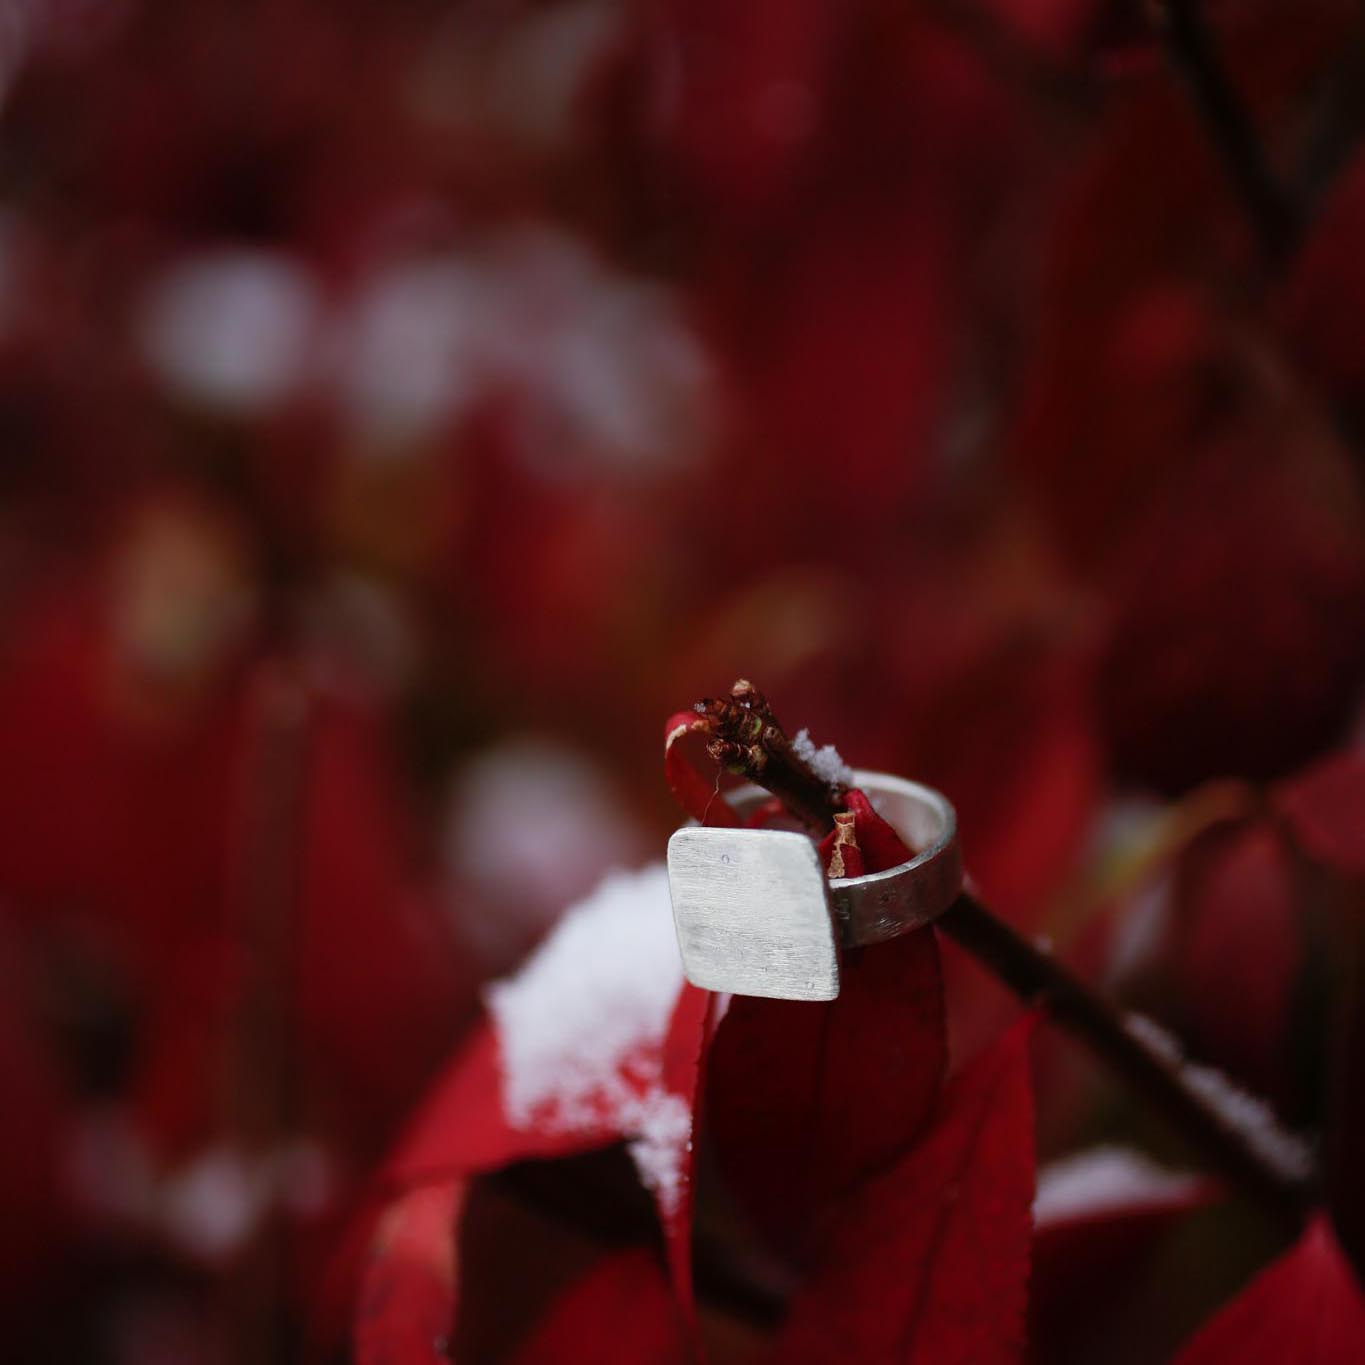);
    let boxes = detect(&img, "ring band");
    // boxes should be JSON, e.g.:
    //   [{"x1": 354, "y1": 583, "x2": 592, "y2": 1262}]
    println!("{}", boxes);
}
[
  {"x1": 666, "y1": 771, "x2": 962, "y2": 1000},
  {"x1": 726, "y1": 771, "x2": 962, "y2": 946}
]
